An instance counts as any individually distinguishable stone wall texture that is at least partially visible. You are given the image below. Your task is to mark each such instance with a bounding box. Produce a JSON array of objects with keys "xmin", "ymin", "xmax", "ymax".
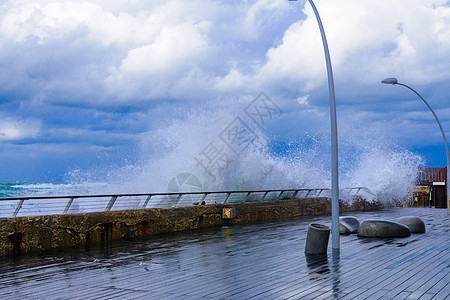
[{"xmin": 0, "ymin": 197, "xmax": 382, "ymax": 256}]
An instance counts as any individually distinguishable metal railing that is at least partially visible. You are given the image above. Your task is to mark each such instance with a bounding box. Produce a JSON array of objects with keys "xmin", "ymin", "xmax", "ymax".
[
  {"xmin": 0, "ymin": 187, "xmax": 368, "ymax": 218},
  {"xmin": 417, "ymin": 167, "xmax": 447, "ymax": 183}
]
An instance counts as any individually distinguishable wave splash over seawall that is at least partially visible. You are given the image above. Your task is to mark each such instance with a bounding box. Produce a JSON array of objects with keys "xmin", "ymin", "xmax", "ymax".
[{"xmin": 61, "ymin": 96, "xmax": 422, "ymax": 205}]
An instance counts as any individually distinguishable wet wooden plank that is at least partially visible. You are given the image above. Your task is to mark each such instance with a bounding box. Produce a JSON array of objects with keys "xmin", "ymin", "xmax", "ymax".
[{"xmin": 396, "ymin": 291, "xmax": 412, "ymax": 299}]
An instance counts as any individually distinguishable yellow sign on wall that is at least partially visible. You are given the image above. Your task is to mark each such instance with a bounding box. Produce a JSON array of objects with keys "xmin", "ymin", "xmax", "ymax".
[{"xmin": 222, "ymin": 208, "xmax": 236, "ymax": 219}]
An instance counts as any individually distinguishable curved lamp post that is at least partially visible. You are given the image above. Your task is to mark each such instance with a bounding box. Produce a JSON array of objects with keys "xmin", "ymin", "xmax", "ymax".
[
  {"xmin": 290, "ymin": 0, "xmax": 340, "ymax": 250},
  {"xmin": 381, "ymin": 78, "xmax": 450, "ymax": 214}
]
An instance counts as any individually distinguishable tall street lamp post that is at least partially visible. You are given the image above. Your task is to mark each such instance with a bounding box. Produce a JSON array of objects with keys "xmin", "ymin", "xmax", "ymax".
[
  {"xmin": 290, "ymin": 0, "xmax": 340, "ymax": 250},
  {"xmin": 381, "ymin": 77, "xmax": 450, "ymax": 214}
]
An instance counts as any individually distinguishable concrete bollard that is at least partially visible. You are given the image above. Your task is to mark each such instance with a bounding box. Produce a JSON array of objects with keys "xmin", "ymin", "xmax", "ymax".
[{"xmin": 305, "ymin": 223, "xmax": 330, "ymax": 255}]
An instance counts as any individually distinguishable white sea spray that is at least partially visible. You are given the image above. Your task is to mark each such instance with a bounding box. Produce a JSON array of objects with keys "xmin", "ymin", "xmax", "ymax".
[{"xmin": 62, "ymin": 98, "xmax": 424, "ymax": 206}]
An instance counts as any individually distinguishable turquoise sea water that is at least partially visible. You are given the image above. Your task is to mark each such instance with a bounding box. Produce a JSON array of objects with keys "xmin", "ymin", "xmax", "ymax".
[
  {"xmin": 0, "ymin": 182, "xmax": 113, "ymax": 217},
  {"xmin": 0, "ymin": 182, "xmax": 106, "ymax": 198},
  {"xmin": 0, "ymin": 182, "xmax": 43, "ymax": 198}
]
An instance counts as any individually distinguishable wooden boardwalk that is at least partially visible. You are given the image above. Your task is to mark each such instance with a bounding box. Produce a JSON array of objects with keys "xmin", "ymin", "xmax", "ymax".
[{"xmin": 0, "ymin": 207, "xmax": 448, "ymax": 299}]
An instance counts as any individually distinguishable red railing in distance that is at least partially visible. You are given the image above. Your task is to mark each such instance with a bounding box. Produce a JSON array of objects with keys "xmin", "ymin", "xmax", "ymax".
[{"xmin": 418, "ymin": 167, "xmax": 447, "ymax": 183}]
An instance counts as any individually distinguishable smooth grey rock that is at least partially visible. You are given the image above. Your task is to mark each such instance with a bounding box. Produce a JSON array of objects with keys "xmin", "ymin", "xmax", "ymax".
[
  {"xmin": 357, "ymin": 220, "xmax": 411, "ymax": 238},
  {"xmin": 305, "ymin": 223, "xmax": 330, "ymax": 255},
  {"xmin": 397, "ymin": 216, "xmax": 426, "ymax": 233},
  {"xmin": 339, "ymin": 216, "xmax": 360, "ymax": 234}
]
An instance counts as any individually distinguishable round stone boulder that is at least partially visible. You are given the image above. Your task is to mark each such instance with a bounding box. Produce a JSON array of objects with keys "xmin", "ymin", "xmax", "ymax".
[
  {"xmin": 397, "ymin": 216, "xmax": 426, "ymax": 233},
  {"xmin": 339, "ymin": 216, "xmax": 360, "ymax": 234},
  {"xmin": 357, "ymin": 220, "xmax": 411, "ymax": 238}
]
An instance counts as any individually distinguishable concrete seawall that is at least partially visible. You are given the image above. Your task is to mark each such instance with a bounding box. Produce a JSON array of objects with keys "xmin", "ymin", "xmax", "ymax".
[{"xmin": 0, "ymin": 197, "xmax": 381, "ymax": 257}]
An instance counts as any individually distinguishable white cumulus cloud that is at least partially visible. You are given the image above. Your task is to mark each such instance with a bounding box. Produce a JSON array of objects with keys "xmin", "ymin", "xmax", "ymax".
[
  {"xmin": 255, "ymin": 0, "xmax": 450, "ymax": 91},
  {"xmin": 0, "ymin": 118, "xmax": 42, "ymax": 141}
]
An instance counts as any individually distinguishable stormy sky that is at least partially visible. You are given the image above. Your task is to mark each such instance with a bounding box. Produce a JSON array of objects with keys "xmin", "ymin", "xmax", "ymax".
[{"xmin": 0, "ymin": 0, "xmax": 449, "ymax": 183}]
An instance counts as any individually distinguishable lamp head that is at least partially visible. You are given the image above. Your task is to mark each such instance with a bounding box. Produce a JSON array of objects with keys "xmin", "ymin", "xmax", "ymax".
[{"xmin": 381, "ymin": 77, "xmax": 398, "ymax": 85}]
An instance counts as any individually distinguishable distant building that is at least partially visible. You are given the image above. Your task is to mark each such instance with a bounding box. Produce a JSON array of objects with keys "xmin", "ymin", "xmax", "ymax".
[{"xmin": 411, "ymin": 167, "xmax": 447, "ymax": 208}]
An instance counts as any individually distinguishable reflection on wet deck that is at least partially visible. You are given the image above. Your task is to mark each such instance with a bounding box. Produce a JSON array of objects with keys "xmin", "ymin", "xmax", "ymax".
[{"xmin": 0, "ymin": 208, "xmax": 448, "ymax": 299}]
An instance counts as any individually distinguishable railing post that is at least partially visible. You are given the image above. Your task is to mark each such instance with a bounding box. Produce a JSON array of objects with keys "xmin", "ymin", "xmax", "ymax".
[
  {"xmin": 142, "ymin": 195, "xmax": 152, "ymax": 208},
  {"xmin": 174, "ymin": 194, "xmax": 183, "ymax": 207},
  {"xmin": 105, "ymin": 196, "xmax": 118, "ymax": 211},
  {"xmin": 277, "ymin": 191, "xmax": 284, "ymax": 200},
  {"xmin": 261, "ymin": 191, "xmax": 269, "ymax": 201},
  {"xmin": 13, "ymin": 199, "xmax": 25, "ymax": 217},
  {"xmin": 316, "ymin": 189, "xmax": 324, "ymax": 198},
  {"xmin": 223, "ymin": 192, "xmax": 232, "ymax": 203},
  {"xmin": 305, "ymin": 190, "xmax": 312, "ymax": 198},
  {"xmin": 63, "ymin": 198, "xmax": 75, "ymax": 214},
  {"xmin": 244, "ymin": 192, "xmax": 252, "ymax": 202},
  {"xmin": 199, "ymin": 193, "xmax": 208, "ymax": 204}
]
